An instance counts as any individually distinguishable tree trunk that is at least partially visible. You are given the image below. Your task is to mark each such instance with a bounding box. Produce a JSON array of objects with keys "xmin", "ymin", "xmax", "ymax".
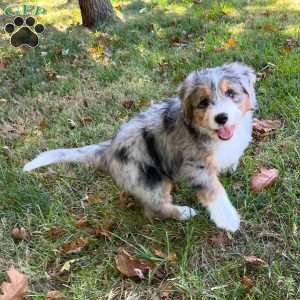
[{"xmin": 78, "ymin": 0, "xmax": 115, "ymax": 28}]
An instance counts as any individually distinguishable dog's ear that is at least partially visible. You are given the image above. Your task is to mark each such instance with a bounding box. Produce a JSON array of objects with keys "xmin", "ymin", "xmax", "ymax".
[
  {"xmin": 178, "ymin": 72, "xmax": 200, "ymax": 124},
  {"xmin": 223, "ymin": 62, "xmax": 257, "ymax": 111}
]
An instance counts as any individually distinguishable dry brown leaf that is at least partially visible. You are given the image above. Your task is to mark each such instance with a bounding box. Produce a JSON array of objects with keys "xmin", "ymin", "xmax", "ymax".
[
  {"xmin": 118, "ymin": 191, "xmax": 135, "ymax": 209},
  {"xmin": 94, "ymin": 227, "xmax": 112, "ymax": 240},
  {"xmin": 243, "ymin": 255, "xmax": 266, "ymax": 266},
  {"xmin": 93, "ymin": 220, "xmax": 117, "ymax": 240},
  {"xmin": 225, "ymin": 37, "xmax": 237, "ymax": 48},
  {"xmin": 214, "ymin": 47, "xmax": 225, "ymax": 53},
  {"xmin": 61, "ymin": 237, "xmax": 88, "ymax": 254},
  {"xmin": 11, "ymin": 227, "xmax": 28, "ymax": 241},
  {"xmin": 262, "ymin": 24, "xmax": 276, "ymax": 32},
  {"xmin": 115, "ymin": 248, "xmax": 153, "ymax": 279},
  {"xmin": 0, "ymin": 58, "xmax": 10, "ymax": 70},
  {"xmin": 75, "ymin": 217, "xmax": 89, "ymax": 229},
  {"xmin": 46, "ymin": 226, "xmax": 67, "ymax": 239},
  {"xmin": 209, "ymin": 232, "xmax": 231, "ymax": 246},
  {"xmin": 250, "ymin": 168, "xmax": 279, "ymax": 193},
  {"xmin": 80, "ymin": 116, "xmax": 93, "ymax": 126},
  {"xmin": 241, "ymin": 275, "xmax": 255, "ymax": 289},
  {"xmin": 114, "ymin": 3, "xmax": 122, "ymax": 10},
  {"xmin": 122, "ymin": 100, "xmax": 135, "ymax": 110},
  {"xmin": 86, "ymin": 193, "xmax": 103, "ymax": 204},
  {"xmin": 257, "ymin": 63, "xmax": 276, "ymax": 81},
  {"xmin": 153, "ymin": 249, "xmax": 177, "ymax": 262},
  {"xmin": 252, "ymin": 118, "xmax": 281, "ymax": 139},
  {"xmin": 47, "ymin": 290, "xmax": 64, "ymax": 300},
  {"xmin": 0, "ymin": 266, "xmax": 28, "ymax": 300}
]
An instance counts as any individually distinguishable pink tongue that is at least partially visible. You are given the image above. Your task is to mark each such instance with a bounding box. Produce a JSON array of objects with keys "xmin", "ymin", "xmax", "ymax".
[{"xmin": 216, "ymin": 125, "xmax": 235, "ymax": 140}]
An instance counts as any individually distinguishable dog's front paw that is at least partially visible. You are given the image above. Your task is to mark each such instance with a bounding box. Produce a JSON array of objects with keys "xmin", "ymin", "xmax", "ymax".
[
  {"xmin": 177, "ymin": 206, "xmax": 198, "ymax": 221},
  {"xmin": 207, "ymin": 196, "xmax": 240, "ymax": 232}
]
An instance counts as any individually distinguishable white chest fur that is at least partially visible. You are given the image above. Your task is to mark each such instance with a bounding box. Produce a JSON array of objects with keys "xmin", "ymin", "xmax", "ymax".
[{"xmin": 213, "ymin": 113, "xmax": 253, "ymax": 172}]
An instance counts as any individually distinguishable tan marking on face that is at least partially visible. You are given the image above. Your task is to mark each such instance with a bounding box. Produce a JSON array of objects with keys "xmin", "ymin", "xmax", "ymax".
[
  {"xmin": 239, "ymin": 94, "xmax": 252, "ymax": 115},
  {"xmin": 193, "ymin": 106, "xmax": 213, "ymax": 129},
  {"xmin": 219, "ymin": 79, "xmax": 231, "ymax": 94},
  {"xmin": 183, "ymin": 85, "xmax": 212, "ymax": 125}
]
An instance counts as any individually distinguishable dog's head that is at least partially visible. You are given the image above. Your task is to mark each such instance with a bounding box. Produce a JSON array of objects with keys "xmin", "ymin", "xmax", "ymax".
[{"xmin": 179, "ymin": 62, "xmax": 257, "ymax": 140}]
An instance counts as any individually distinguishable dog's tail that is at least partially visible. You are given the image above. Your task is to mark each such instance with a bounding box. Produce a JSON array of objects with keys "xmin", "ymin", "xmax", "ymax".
[{"xmin": 23, "ymin": 140, "xmax": 111, "ymax": 172}]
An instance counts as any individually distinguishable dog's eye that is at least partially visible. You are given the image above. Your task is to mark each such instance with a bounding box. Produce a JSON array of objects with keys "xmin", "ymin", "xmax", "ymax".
[
  {"xmin": 197, "ymin": 98, "xmax": 210, "ymax": 109},
  {"xmin": 225, "ymin": 89, "xmax": 236, "ymax": 98}
]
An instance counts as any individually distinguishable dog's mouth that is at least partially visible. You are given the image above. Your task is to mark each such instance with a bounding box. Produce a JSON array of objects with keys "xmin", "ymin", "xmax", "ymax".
[{"xmin": 215, "ymin": 125, "xmax": 235, "ymax": 141}]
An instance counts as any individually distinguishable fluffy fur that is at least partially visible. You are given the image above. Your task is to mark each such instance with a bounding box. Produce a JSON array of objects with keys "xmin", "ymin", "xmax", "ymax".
[{"xmin": 24, "ymin": 62, "xmax": 257, "ymax": 232}]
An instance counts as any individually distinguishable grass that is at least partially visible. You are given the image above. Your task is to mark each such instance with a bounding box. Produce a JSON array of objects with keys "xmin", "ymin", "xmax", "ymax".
[{"xmin": 0, "ymin": 0, "xmax": 300, "ymax": 299}]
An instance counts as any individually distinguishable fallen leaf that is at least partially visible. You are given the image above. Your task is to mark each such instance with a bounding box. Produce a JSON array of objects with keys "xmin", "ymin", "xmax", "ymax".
[
  {"xmin": 75, "ymin": 217, "xmax": 89, "ymax": 229},
  {"xmin": 118, "ymin": 191, "xmax": 135, "ymax": 209},
  {"xmin": 46, "ymin": 70, "xmax": 57, "ymax": 80},
  {"xmin": 252, "ymin": 118, "xmax": 281, "ymax": 139},
  {"xmin": 115, "ymin": 248, "xmax": 153, "ymax": 279},
  {"xmin": 170, "ymin": 36, "xmax": 187, "ymax": 48},
  {"xmin": 80, "ymin": 116, "xmax": 93, "ymax": 126},
  {"xmin": 250, "ymin": 168, "xmax": 279, "ymax": 192},
  {"xmin": 37, "ymin": 119, "xmax": 48, "ymax": 131},
  {"xmin": 280, "ymin": 37, "xmax": 300, "ymax": 54},
  {"xmin": 114, "ymin": 3, "xmax": 122, "ymax": 10},
  {"xmin": 61, "ymin": 237, "xmax": 88, "ymax": 254},
  {"xmin": 59, "ymin": 259, "xmax": 76, "ymax": 274},
  {"xmin": 46, "ymin": 226, "xmax": 67, "ymax": 239},
  {"xmin": 153, "ymin": 249, "xmax": 177, "ymax": 262},
  {"xmin": 241, "ymin": 275, "xmax": 255, "ymax": 289},
  {"xmin": 209, "ymin": 232, "xmax": 231, "ymax": 246},
  {"xmin": 256, "ymin": 63, "xmax": 276, "ymax": 81},
  {"xmin": 85, "ymin": 193, "xmax": 103, "ymax": 204},
  {"xmin": 47, "ymin": 290, "xmax": 64, "ymax": 300},
  {"xmin": 225, "ymin": 37, "xmax": 237, "ymax": 48},
  {"xmin": 214, "ymin": 46, "xmax": 225, "ymax": 53},
  {"xmin": 159, "ymin": 282, "xmax": 175, "ymax": 299},
  {"xmin": 262, "ymin": 24, "xmax": 276, "ymax": 32},
  {"xmin": 0, "ymin": 58, "xmax": 10, "ymax": 70},
  {"xmin": 0, "ymin": 266, "xmax": 28, "ymax": 300},
  {"xmin": 93, "ymin": 220, "xmax": 118, "ymax": 240},
  {"xmin": 122, "ymin": 100, "xmax": 135, "ymax": 110},
  {"xmin": 11, "ymin": 227, "xmax": 28, "ymax": 241},
  {"xmin": 94, "ymin": 227, "xmax": 112, "ymax": 240},
  {"xmin": 243, "ymin": 255, "xmax": 266, "ymax": 266},
  {"xmin": 285, "ymin": 37, "xmax": 300, "ymax": 48}
]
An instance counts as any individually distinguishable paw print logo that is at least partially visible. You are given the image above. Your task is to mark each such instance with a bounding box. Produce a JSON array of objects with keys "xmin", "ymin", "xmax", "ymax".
[{"xmin": 4, "ymin": 16, "xmax": 45, "ymax": 48}]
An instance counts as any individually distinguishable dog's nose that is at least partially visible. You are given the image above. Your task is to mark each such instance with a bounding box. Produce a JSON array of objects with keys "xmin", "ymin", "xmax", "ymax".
[{"xmin": 215, "ymin": 113, "xmax": 228, "ymax": 125}]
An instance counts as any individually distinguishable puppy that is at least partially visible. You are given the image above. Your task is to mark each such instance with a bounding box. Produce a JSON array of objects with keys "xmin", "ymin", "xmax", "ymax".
[{"xmin": 24, "ymin": 62, "xmax": 257, "ymax": 232}]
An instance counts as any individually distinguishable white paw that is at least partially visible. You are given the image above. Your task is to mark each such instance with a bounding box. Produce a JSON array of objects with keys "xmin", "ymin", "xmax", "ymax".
[
  {"xmin": 207, "ymin": 196, "xmax": 240, "ymax": 232},
  {"xmin": 178, "ymin": 206, "xmax": 197, "ymax": 221}
]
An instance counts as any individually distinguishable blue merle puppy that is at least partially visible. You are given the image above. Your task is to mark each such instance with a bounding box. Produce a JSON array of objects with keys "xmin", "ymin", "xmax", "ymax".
[{"xmin": 24, "ymin": 62, "xmax": 257, "ymax": 232}]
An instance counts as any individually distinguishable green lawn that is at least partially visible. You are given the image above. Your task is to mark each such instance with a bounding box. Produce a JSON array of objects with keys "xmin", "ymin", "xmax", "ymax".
[{"xmin": 0, "ymin": 0, "xmax": 300, "ymax": 299}]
